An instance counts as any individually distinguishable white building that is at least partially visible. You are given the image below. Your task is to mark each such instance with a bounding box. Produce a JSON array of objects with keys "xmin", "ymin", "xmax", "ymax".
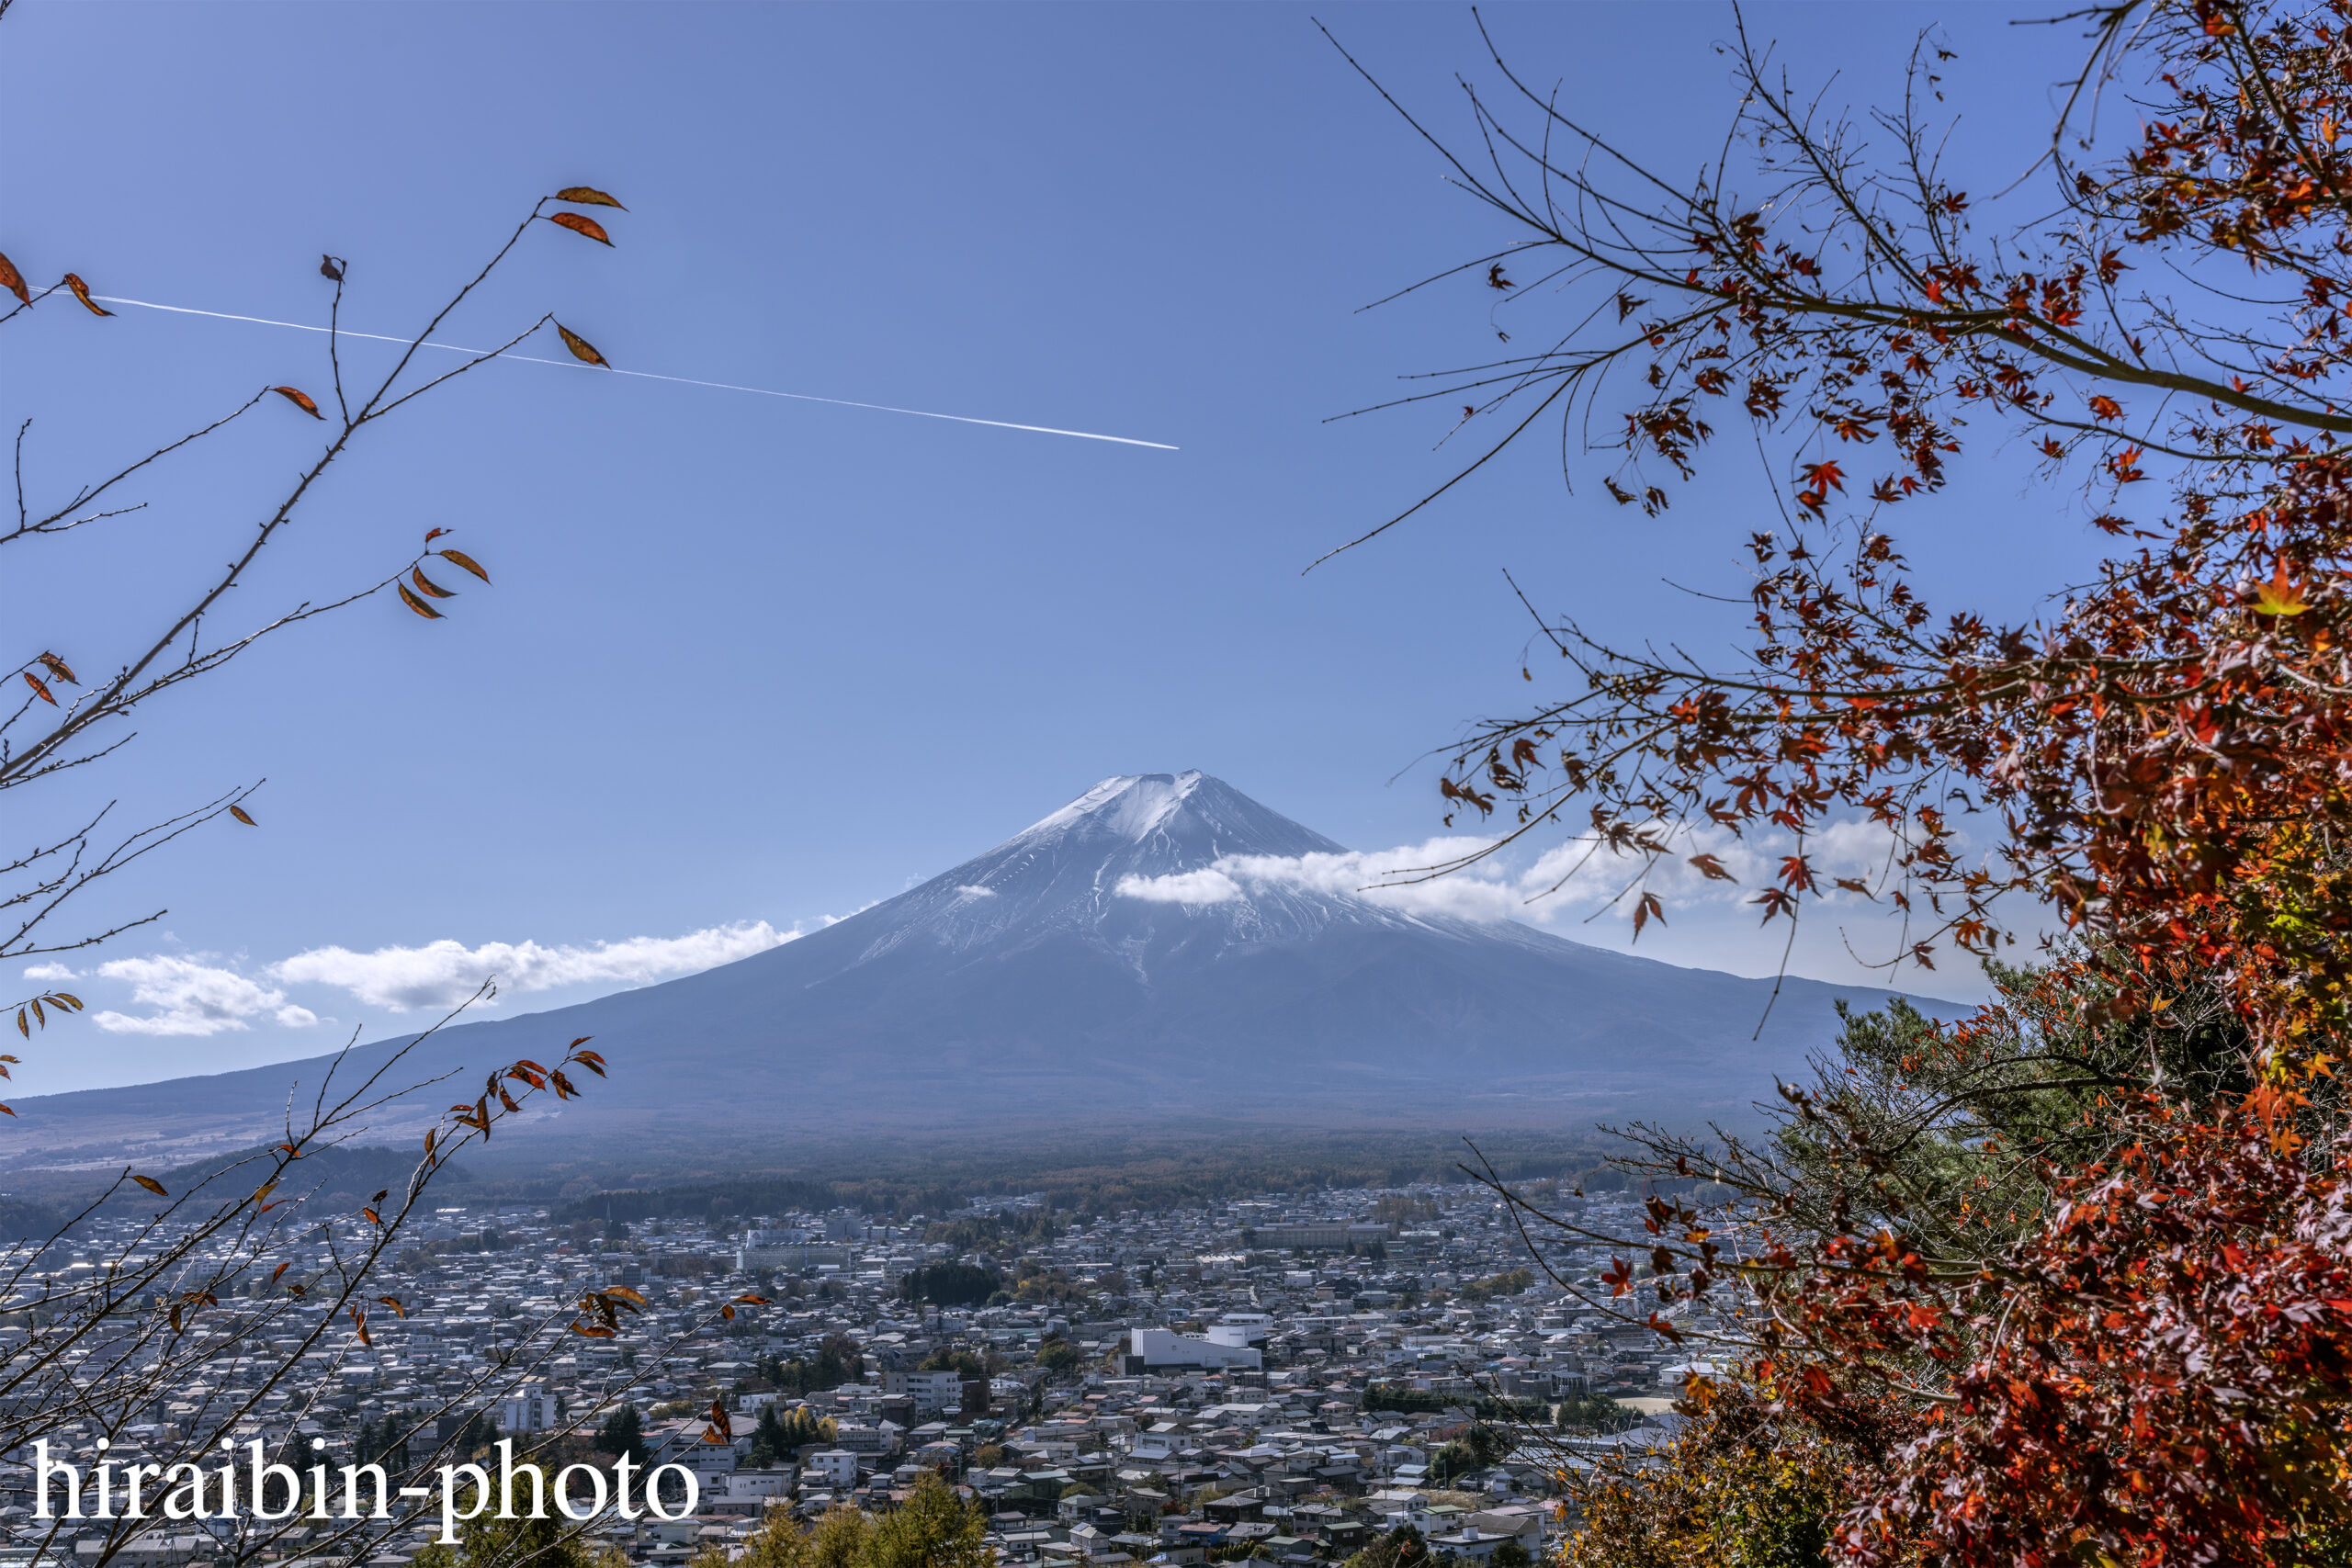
[
  {"xmin": 806, "ymin": 1450, "xmax": 859, "ymax": 1491},
  {"xmin": 1206, "ymin": 1314, "xmax": 1271, "ymax": 1350},
  {"xmin": 882, "ymin": 1369, "xmax": 967, "ymax": 1415},
  {"xmin": 496, "ymin": 1385, "xmax": 559, "ymax": 1434},
  {"xmin": 1123, "ymin": 1327, "xmax": 1261, "ymax": 1372}
]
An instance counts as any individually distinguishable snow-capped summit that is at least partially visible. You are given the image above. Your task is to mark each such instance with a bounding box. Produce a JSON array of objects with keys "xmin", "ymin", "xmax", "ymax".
[
  {"xmin": 854, "ymin": 772, "xmax": 1391, "ymax": 967},
  {"xmin": 1010, "ymin": 771, "xmax": 1338, "ymax": 859},
  {"xmin": 11, "ymin": 773, "xmax": 1949, "ymax": 1156}
]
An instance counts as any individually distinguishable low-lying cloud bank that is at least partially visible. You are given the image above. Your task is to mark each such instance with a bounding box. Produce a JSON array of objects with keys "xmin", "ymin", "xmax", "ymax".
[
  {"xmin": 89, "ymin": 955, "xmax": 319, "ymax": 1037},
  {"xmin": 51, "ymin": 920, "xmax": 800, "ymax": 1037},
  {"xmin": 1114, "ymin": 819, "xmax": 1903, "ymax": 925},
  {"xmin": 273, "ymin": 921, "xmax": 795, "ymax": 1011}
]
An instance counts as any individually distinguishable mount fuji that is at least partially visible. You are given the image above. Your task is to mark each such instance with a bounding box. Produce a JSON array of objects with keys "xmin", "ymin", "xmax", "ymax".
[{"xmin": 7, "ymin": 772, "xmax": 1942, "ymax": 1162}]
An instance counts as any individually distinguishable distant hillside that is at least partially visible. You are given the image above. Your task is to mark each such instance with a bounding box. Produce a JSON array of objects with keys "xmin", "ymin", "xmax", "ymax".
[
  {"xmin": 1, "ymin": 1143, "xmax": 474, "ymax": 1218},
  {"xmin": 0, "ymin": 1193, "xmax": 72, "ymax": 1246}
]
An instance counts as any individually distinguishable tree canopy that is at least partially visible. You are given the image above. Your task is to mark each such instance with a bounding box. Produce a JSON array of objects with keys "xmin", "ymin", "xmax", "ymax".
[{"xmin": 1351, "ymin": 0, "xmax": 2352, "ymax": 1560}]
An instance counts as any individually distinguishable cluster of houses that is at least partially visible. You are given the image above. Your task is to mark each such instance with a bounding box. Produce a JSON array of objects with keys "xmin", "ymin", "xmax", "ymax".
[{"xmin": 1, "ymin": 1181, "xmax": 1740, "ymax": 1567}]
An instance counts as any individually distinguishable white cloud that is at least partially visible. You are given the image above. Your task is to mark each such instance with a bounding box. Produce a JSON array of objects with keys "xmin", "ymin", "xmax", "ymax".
[
  {"xmin": 271, "ymin": 920, "xmax": 797, "ymax": 1011},
  {"xmin": 20, "ymin": 962, "xmax": 75, "ymax": 982},
  {"xmin": 1114, "ymin": 868, "xmax": 1243, "ymax": 905},
  {"xmin": 954, "ymin": 885, "xmax": 998, "ymax": 898},
  {"xmin": 90, "ymin": 956, "xmax": 301, "ymax": 1037},
  {"xmin": 1119, "ymin": 837, "xmax": 1520, "ymax": 920},
  {"xmin": 1115, "ymin": 821, "xmax": 1905, "ymax": 927}
]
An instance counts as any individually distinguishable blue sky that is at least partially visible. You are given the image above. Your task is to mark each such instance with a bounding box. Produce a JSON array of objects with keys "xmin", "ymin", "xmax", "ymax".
[{"xmin": 3, "ymin": 1, "xmax": 2114, "ymax": 1092}]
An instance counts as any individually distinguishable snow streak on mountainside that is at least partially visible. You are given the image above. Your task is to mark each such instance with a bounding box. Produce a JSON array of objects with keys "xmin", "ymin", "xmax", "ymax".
[
  {"xmin": 840, "ymin": 771, "xmax": 1464, "ymax": 967},
  {"xmin": 6, "ymin": 773, "xmax": 1952, "ymax": 1161}
]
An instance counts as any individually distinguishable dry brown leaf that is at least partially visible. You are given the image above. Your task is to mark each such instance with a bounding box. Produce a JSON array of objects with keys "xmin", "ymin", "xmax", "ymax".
[
  {"xmin": 555, "ymin": 321, "xmax": 609, "ymax": 367},
  {"xmin": 546, "ymin": 212, "xmax": 614, "ymax": 246},
  {"xmin": 62, "ymin": 274, "xmax": 111, "ymax": 316}
]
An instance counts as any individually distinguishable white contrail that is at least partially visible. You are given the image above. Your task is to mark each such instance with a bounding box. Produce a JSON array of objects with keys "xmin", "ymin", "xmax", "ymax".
[{"xmin": 88, "ymin": 295, "xmax": 1181, "ymax": 451}]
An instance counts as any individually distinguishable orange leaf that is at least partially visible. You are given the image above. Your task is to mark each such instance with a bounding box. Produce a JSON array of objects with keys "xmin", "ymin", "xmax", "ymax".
[
  {"xmin": 0, "ymin": 249, "xmax": 27, "ymax": 306},
  {"xmin": 2252, "ymin": 559, "xmax": 2311, "ymax": 617},
  {"xmin": 437, "ymin": 548, "xmax": 491, "ymax": 584},
  {"xmin": 38, "ymin": 652, "xmax": 77, "ymax": 684},
  {"xmin": 1688, "ymin": 852, "xmax": 1735, "ymax": 882},
  {"xmin": 230, "ymin": 805, "xmax": 256, "ymax": 826},
  {"xmin": 62, "ymin": 274, "xmax": 112, "ymax": 317},
  {"xmin": 131, "ymin": 1174, "xmax": 167, "ymax": 1197},
  {"xmin": 554, "ymin": 186, "xmax": 627, "ymax": 209},
  {"xmin": 571, "ymin": 1322, "xmax": 616, "ymax": 1338},
  {"xmin": 397, "ymin": 582, "xmax": 444, "ymax": 619},
  {"xmin": 271, "ymin": 1262, "xmax": 290, "ymax": 1283},
  {"xmin": 546, "ymin": 212, "xmax": 614, "ymax": 246},
  {"xmin": 21, "ymin": 671, "xmax": 54, "ymax": 705},
  {"xmin": 273, "ymin": 387, "xmax": 324, "ymax": 420},
  {"xmin": 555, "ymin": 321, "xmax": 609, "ymax": 367},
  {"xmin": 378, "ymin": 1295, "xmax": 407, "ymax": 1317},
  {"xmin": 362, "ymin": 1207, "xmax": 381, "ymax": 1226},
  {"xmin": 411, "ymin": 567, "xmax": 457, "ymax": 599}
]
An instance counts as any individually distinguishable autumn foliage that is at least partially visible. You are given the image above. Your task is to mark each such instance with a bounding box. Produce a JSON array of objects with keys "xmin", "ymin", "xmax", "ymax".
[{"xmin": 1352, "ymin": 0, "xmax": 2352, "ymax": 1560}]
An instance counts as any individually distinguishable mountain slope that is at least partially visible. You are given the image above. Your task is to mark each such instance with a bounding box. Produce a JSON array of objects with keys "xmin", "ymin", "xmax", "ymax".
[{"xmin": 6, "ymin": 772, "xmax": 1948, "ymax": 1164}]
